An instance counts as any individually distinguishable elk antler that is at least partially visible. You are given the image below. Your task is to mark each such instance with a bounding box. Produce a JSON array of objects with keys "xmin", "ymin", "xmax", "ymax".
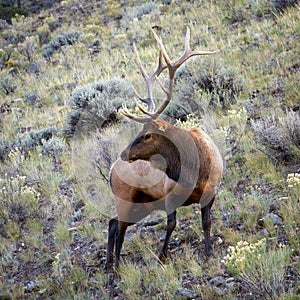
[{"xmin": 121, "ymin": 27, "xmax": 219, "ymax": 123}]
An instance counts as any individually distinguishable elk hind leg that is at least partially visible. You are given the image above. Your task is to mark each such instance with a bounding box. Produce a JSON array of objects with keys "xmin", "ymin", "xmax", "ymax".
[{"xmin": 159, "ymin": 210, "xmax": 177, "ymax": 263}]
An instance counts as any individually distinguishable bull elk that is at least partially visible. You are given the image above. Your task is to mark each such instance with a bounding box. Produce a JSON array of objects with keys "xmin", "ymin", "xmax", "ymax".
[{"xmin": 105, "ymin": 28, "xmax": 223, "ymax": 270}]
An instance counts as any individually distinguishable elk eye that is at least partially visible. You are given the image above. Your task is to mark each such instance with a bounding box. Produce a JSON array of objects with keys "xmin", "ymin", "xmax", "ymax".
[{"xmin": 144, "ymin": 133, "xmax": 151, "ymax": 141}]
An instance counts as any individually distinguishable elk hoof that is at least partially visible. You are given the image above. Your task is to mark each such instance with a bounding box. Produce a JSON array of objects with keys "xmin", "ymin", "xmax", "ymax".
[
  {"xmin": 104, "ymin": 263, "xmax": 113, "ymax": 273},
  {"xmin": 158, "ymin": 253, "xmax": 167, "ymax": 264}
]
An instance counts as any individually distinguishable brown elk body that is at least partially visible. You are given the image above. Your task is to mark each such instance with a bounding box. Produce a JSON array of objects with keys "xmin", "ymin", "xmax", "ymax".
[{"xmin": 105, "ymin": 28, "xmax": 223, "ymax": 270}]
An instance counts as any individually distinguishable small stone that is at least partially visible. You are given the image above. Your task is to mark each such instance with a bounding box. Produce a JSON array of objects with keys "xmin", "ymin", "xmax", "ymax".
[
  {"xmin": 238, "ymin": 224, "xmax": 245, "ymax": 231},
  {"xmin": 92, "ymin": 39, "xmax": 100, "ymax": 47},
  {"xmin": 253, "ymin": 33, "xmax": 263, "ymax": 40},
  {"xmin": 175, "ymin": 288, "xmax": 197, "ymax": 299},
  {"xmin": 213, "ymin": 236, "xmax": 223, "ymax": 245},
  {"xmin": 225, "ymin": 281, "xmax": 235, "ymax": 291},
  {"xmin": 229, "ymin": 22, "xmax": 239, "ymax": 30},
  {"xmin": 265, "ymin": 213, "xmax": 283, "ymax": 225},
  {"xmin": 209, "ymin": 276, "xmax": 224, "ymax": 287},
  {"xmin": 139, "ymin": 216, "xmax": 164, "ymax": 227},
  {"xmin": 27, "ymin": 62, "xmax": 40, "ymax": 74},
  {"xmin": 24, "ymin": 281, "xmax": 40, "ymax": 292},
  {"xmin": 259, "ymin": 213, "xmax": 283, "ymax": 228},
  {"xmin": 259, "ymin": 228, "xmax": 269, "ymax": 237},
  {"xmin": 24, "ymin": 92, "xmax": 40, "ymax": 107},
  {"xmin": 226, "ymin": 277, "xmax": 235, "ymax": 283}
]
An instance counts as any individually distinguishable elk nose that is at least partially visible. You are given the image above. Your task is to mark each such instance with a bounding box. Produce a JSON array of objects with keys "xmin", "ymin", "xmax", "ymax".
[{"xmin": 120, "ymin": 150, "xmax": 128, "ymax": 161}]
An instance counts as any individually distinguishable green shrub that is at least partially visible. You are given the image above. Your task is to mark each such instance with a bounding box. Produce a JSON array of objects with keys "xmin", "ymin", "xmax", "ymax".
[
  {"xmin": 223, "ymin": 1, "xmax": 246, "ymax": 25},
  {"xmin": 222, "ymin": 239, "xmax": 292, "ymax": 298},
  {"xmin": 41, "ymin": 30, "xmax": 82, "ymax": 59},
  {"xmin": 221, "ymin": 0, "xmax": 272, "ymax": 25},
  {"xmin": 192, "ymin": 59, "xmax": 243, "ymax": 108},
  {"xmin": 0, "ymin": 137, "xmax": 11, "ymax": 161},
  {"xmin": 0, "ymin": 6, "xmax": 28, "ymax": 24},
  {"xmin": 13, "ymin": 126, "xmax": 58, "ymax": 154},
  {"xmin": 16, "ymin": 36, "xmax": 38, "ymax": 62},
  {"xmin": 270, "ymin": 0, "xmax": 299, "ymax": 12},
  {"xmin": 165, "ymin": 59, "xmax": 243, "ymax": 121},
  {"xmin": 0, "ymin": 47, "xmax": 11, "ymax": 69},
  {"xmin": 0, "ymin": 174, "xmax": 40, "ymax": 224},
  {"xmin": 136, "ymin": 1, "xmax": 158, "ymax": 20},
  {"xmin": 29, "ymin": 126, "xmax": 57, "ymax": 144},
  {"xmin": 0, "ymin": 73, "xmax": 17, "ymax": 95},
  {"xmin": 64, "ymin": 78, "xmax": 135, "ymax": 137},
  {"xmin": 41, "ymin": 136, "xmax": 66, "ymax": 159},
  {"xmin": 251, "ymin": 110, "xmax": 300, "ymax": 161}
]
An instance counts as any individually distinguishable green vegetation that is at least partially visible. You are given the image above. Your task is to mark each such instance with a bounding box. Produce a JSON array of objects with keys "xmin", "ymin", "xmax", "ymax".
[
  {"xmin": 222, "ymin": 239, "xmax": 292, "ymax": 298},
  {"xmin": 41, "ymin": 30, "xmax": 82, "ymax": 59},
  {"xmin": 0, "ymin": 5, "xmax": 28, "ymax": 24},
  {"xmin": 64, "ymin": 78, "xmax": 135, "ymax": 137},
  {"xmin": 0, "ymin": 0, "xmax": 299, "ymax": 298}
]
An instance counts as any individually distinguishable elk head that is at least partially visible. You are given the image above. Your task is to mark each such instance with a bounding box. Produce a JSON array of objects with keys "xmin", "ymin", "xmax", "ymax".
[{"xmin": 120, "ymin": 27, "xmax": 218, "ymax": 169}]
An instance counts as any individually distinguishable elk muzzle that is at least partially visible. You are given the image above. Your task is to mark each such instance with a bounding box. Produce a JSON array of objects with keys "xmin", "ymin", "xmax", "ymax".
[{"xmin": 120, "ymin": 142, "xmax": 141, "ymax": 162}]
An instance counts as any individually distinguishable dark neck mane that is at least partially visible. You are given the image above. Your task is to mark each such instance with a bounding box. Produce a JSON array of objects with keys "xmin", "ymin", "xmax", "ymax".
[{"xmin": 159, "ymin": 126, "xmax": 209, "ymax": 189}]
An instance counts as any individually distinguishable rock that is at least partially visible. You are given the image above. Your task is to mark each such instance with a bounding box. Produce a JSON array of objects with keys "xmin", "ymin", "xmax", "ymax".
[
  {"xmin": 209, "ymin": 276, "xmax": 236, "ymax": 293},
  {"xmin": 258, "ymin": 213, "xmax": 283, "ymax": 227},
  {"xmin": 27, "ymin": 62, "xmax": 41, "ymax": 74},
  {"xmin": 209, "ymin": 276, "xmax": 224, "ymax": 287},
  {"xmin": 169, "ymin": 237, "xmax": 182, "ymax": 247},
  {"xmin": 225, "ymin": 281, "xmax": 235, "ymax": 291},
  {"xmin": 229, "ymin": 22, "xmax": 240, "ymax": 30},
  {"xmin": 212, "ymin": 236, "xmax": 224, "ymax": 245},
  {"xmin": 238, "ymin": 224, "xmax": 245, "ymax": 231},
  {"xmin": 24, "ymin": 280, "xmax": 40, "ymax": 292},
  {"xmin": 92, "ymin": 39, "xmax": 101, "ymax": 47},
  {"xmin": 259, "ymin": 228, "xmax": 269, "ymax": 237},
  {"xmin": 278, "ymin": 51, "xmax": 290, "ymax": 58},
  {"xmin": 175, "ymin": 288, "xmax": 197, "ymax": 299},
  {"xmin": 265, "ymin": 213, "xmax": 283, "ymax": 225},
  {"xmin": 24, "ymin": 92, "xmax": 40, "ymax": 107},
  {"xmin": 48, "ymin": 19, "xmax": 62, "ymax": 32},
  {"xmin": 253, "ymin": 33, "xmax": 263, "ymax": 40},
  {"xmin": 139, "ymin": 216, "xmax": 164, "ymax": 227}
]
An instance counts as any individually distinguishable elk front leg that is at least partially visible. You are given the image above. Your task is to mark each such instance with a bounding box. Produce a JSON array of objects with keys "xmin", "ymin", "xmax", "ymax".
[
  {"xmin": 159, "ymin": 210, "xmax": 177, "ymax": 263},
  {"xmin": 105, "ymin": 217, "xmax": 118, "ymax": 271},
  {"xmin": 115, "ymin": 221, "xmax": 131, "ymax": 269},
  {"xmin": 201, "ymin": 196, "xmax": 215, "ymax": 257}
]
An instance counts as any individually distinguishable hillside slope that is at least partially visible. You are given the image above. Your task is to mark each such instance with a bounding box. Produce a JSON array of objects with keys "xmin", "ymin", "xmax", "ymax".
[{"xmin": 0, "ymin": 0, "xmax": 299, "ymax": 298}]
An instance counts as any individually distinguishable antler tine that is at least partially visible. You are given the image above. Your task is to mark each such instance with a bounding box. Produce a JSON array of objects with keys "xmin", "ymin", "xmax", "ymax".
[
  {"xmin": 151, "ymin": 49, "xmax": 168, "ymax": 80},
  {"xmin": 150, "ymin": 27, "xmax": 219, "ymax": 119},
  {"xmin": 184, "ymin": 26, "xmax": 191, "ymax": 52},
  {"xmin": 172, "ymin": 28, "xmax": 219, "ymax": 74},
  {"xmin": 132, "ymin": 41, "xmax": 169, "ymax": 114},
  {"xmin": 121, "ymin": 27, "xmax": 219, "ymax": 121},
  {"xmin": 120, "ymin": 104, "xmax": 152, "ymax": 124},
  {"xmin": 133, "ymin": 44, "xmax": 147, "ymax": 79},
  {"xmin": 151, "ymin": 28, "xmax": 172, "ymax": 66},
  {"xmin": 133, "ymin": 44, "xmax": 156, "ymax": 112}
]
